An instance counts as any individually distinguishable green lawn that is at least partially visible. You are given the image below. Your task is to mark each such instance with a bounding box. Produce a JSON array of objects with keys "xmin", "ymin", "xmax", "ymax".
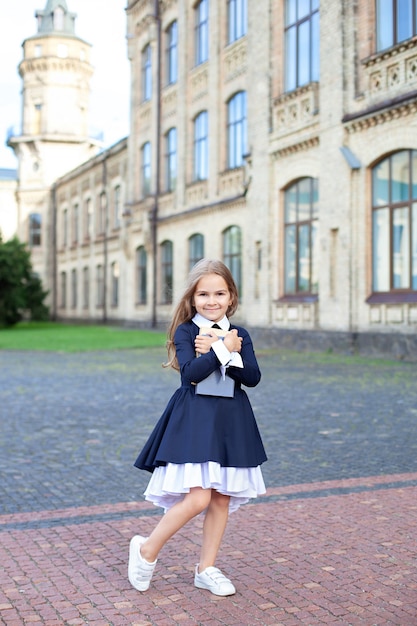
[{"xmin": 0, "ymin": 321, "xmax": 167, "ymax": 352}]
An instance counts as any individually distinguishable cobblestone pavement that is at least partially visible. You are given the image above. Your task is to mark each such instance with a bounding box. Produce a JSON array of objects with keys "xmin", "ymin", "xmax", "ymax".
[{"xmin": 0, "ymin": 348, "xmax": 417, "ymax": 625}]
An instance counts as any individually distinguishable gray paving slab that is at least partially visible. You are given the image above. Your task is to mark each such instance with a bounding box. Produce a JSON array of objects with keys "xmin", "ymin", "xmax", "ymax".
[{"xmin": 1, "ymin": 348, "xmax": 416, "ymax": 515}]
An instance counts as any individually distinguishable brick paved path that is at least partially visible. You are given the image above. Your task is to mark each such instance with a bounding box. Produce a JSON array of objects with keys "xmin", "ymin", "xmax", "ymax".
[{"xmin": 1, "ymin": 348, "xmax": 416, "ymax": 625}]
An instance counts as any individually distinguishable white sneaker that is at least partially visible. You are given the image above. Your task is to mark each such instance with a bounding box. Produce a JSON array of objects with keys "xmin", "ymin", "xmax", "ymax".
[
  {"xmin": 194, "ymin": 565, "xmax": 236, "ymax": 596},
  {"xmin": 128, "ymin": 535, "xmax": 157, "ymax": 591}
]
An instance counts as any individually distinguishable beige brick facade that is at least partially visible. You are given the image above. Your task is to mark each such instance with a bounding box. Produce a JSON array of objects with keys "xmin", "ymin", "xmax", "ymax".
[{"xmin": 10, "ymin": 0, "xmax": 417, "ymax": 354}]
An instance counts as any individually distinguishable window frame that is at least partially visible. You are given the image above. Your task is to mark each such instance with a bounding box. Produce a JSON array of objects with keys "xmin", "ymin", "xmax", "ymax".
[
  {"xmin": 189, "ymin": 233, "xmax": 205, "ymax": 270},
  {"xmin": 194, "ymin": 111, "xmax": 208, "ymax": 181},
  {"xmin": 166, "ymin": 20, "xmax": 178, "ymax": 85},
  {"xmin": 284, "ymin": 0, "xmax": 319, "ymax": 92},
  {"xmin": 136, "ymin": 246, "xmax": 147, "ymax": 305},
  {"xmin": 142, "ymin": 141, "xmax": 152, "ymax": 197},
  {"xmin": 227, "ymin": 0, "xmax": 247, "ymax": 44},
  {"xmin": 223, "ymin": 225, "xmax": 242, "ymax": 297},
  {"xmin": 160, "ymin": 240, "xmax": 173, "ymax": 304},
  {"xmin": 195, "ymin": 0, "xmax": 209, "ymax": 66},
  {"xmin": 376, "ymin": 0, "xmax": 417, "ymax": 52},
  {"xmin": 165, "ymin": 128, "xmax": 177, "ymax": 192},
  {"xmin": 283, "ymin": 177, "xmax": 319, "ymax": 298},
  {"xmin": 29, "ymin": 212, "xmax": 42, "ymax": 247},
  {"xmin": 227, "ymin": 91, "xmax": 247, "ymax": 169},
  {"xmin": 370, "ymin": 150, "xmax": 417, "ymax": 298},
  {"xmin": 142, "ymin": 43, "xmax": 152, "ymax": 102}
]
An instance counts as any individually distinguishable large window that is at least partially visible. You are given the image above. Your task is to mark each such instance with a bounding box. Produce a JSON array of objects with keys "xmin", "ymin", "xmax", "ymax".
[
  {"xmin": 83, "ymin": 266, "xmax": 89, "ymax": 309},
  {"xmin": 84, "ymin": 198, "xmax": 92, "ymax": 240},
  {"xmin": 72, "ymin": 204, "xmax": 79, "ymax": 244},
  {"xmin": 160, "ymin": 240, "xmax": 173, "ymax": 304},
  {"xmin": 166, "ymin": 21, "xmax": 178, "ymax": 85},
  {"xmin": 227, "ymin": 91, "xmax": 247, "ymax": 169},
  {"xmin": 372, "ymin": 150, "xmax": 417, "ymax": 293},
  {"xmin": 60, "ymin": 271, "xmax": 67, "ymax": 309},
  {"xmin": 136, "ymin": 246, "xmax": 147, "ymax": 304},
  {"xmin": 223, "ymin": 225, "xmax": 242, "ymax": 296},
  {"xmin": 195, "ymin": 0, "xmax": 209, "ymax": 65},
  {"xmin": 284, "ymin": 177, "xmax": 319, "ymax": 295},
  {"xmin": 111, "ymin": 261, "xmax": 119, "ymax": 307},
  {"xmin": 98, "ymin": 192, "xmax": 107, "ymax": 235},
  {"xmin": 142, "ymin": 44, "xmax": 152, "ymax": 101},
  {"xmin": 29, "ymin": 213, "xmax": 41, "ymax": 247},
  {"xmin": 228, "ymin": 0, "xmax": 247, "ymax": 43},
  {"xmin": 142, "ymin": 142, "xmax": 152, "ymax": 196},
  {"xmin": 189, "ymin": 233, "xmax": 205, "ymax": 270},
  {"xmin": 285, "ymin": 0, "xmax": 319, "ymax": 92},
  {"xmin": 376, "ymin": 0, "xmax": 417, "ymax": 51},
  {"xmin": 71, "ymin": 269, "xmax": 77, "ymax": 309},
  {"xmin": 113, "ymin": 185, "xmax": 121, "ymax": 229},
  {"xmin": 194, "ymin": 111, "xmax": 208, "ymax": 181},
  {"xmin": 63, "ymin": 209, "xmax": 68, "ymax": 247},
  {"xmin": 165, "ymin": 128, "xmax": 177, "ymax": 192},
  {"xmin": 96, "ymin": 264, "xmax": 104, "ymax": 308}
]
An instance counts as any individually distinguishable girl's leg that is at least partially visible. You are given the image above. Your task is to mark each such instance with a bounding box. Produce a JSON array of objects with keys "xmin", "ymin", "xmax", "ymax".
[
  {"xmin": 140, "ymin": 487, "xmax": 212, "ymax": 563},
  {"xmin": 198, "ymin": 490, "xmax": 230, "ymax": 572}
]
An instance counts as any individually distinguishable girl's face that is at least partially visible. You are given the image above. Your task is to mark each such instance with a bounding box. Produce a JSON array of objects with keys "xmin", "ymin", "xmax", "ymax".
[{"xmin": 193, "ymin": 273, "xmax": 232, "ymax": 323}]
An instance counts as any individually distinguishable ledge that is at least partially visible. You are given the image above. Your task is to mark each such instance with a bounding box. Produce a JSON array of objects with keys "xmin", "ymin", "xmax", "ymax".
[
  {"xmin": 366, "ymin": 292, "xmax": 417, "ymax": 304},
  {"xmin": 275, "ymin": 294, "xmax": 318, "ymax": 304}
]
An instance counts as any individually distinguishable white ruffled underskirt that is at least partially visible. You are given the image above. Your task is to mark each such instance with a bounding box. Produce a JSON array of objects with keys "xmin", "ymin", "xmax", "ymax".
[{"xmin": 143, "ymin": 461, "xmax": 266, "ymax": 514}]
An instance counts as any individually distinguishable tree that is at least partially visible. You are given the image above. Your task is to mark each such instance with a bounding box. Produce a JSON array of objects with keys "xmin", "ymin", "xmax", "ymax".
[{"xmin": 0, "ymin": 235, "xmax": 49, "ymax": 327}]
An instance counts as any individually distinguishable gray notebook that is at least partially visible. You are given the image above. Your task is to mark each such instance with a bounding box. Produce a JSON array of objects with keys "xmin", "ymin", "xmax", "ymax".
[{"xmin": 195, "ymin": 369, "xmax": 235, "ymax": 397}]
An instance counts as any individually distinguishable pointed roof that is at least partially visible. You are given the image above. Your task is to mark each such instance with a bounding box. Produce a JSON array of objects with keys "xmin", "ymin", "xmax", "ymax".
[{"xmin": 35, "ymin": 0, "xmax": 77, "ymax": 35}]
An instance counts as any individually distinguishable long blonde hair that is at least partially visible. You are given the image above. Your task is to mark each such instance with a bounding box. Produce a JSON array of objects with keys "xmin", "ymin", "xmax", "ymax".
[{"xmin": 164, "ymin": 259, "xmax": 239, "ymax": 370}]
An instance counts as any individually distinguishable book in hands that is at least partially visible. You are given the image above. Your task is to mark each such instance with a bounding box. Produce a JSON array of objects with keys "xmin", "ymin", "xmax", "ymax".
[{"xmin": 195, "ymin": 327, "xmax": 235, "ymax": 397}]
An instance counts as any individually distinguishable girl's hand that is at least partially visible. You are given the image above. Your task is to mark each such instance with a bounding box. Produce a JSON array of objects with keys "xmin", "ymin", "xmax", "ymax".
[
  {"xmin": 195, "ymin": 331, "xmax": 220, "ymax": 355},
  {"xmin": 223, "ymin": 329, "xmax": 242, "ymax": 353}
]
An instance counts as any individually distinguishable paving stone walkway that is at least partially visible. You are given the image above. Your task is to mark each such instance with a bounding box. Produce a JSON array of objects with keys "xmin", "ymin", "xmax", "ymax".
[{"xmin": 0, "ymin": 347, "xmax": 416, "ymax": 625}]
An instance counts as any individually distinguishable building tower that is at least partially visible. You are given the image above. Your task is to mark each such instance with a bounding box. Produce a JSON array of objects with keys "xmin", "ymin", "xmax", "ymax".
[{"xmin": 8, "ymin": 0, "xmax": 101, "ymax": 287}]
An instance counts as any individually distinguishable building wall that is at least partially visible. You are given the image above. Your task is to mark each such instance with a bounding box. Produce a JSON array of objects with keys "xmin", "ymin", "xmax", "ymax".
[{"xmin": 15, "ymin": 0, "xmax": 417, "ymax": 351}]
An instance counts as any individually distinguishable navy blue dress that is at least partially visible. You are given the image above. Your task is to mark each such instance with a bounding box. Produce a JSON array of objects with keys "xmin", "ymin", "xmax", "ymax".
[{"xmin": 134, "ymin": 320, "xmax": 267, "ymax": 473}]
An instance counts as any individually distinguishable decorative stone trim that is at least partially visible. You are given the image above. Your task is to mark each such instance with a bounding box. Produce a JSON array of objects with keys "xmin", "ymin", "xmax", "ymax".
[
  {"xmin": 363, "ymin": 36, "xmax": 417, "ymax": 69},
  {"xmin": 272, "ymin": 136, "xmax": 319, "ymax": 159},
  {"xmin": 218, "ymin": 167, "xmax": 244, "ymax": 197},
  {"xmin": 344, "ymin": 99, "xmax": 417, "ymax": 134},
  {"xmin": 185, "ymin": 180, "xmax": 208, "ymax": 206},
  {"xmin": 273, "ymin": 300, "xmax": 317, "ymax": 326},
  {"xmin": 273, "ymin": 82, "xmax": 319, "ymax": 136},
  {"xmin": 162, "ymin": 86, "xmax": 177, "ymax": 119},
  {"xmin": 190, "ymin": 65, "xmax": 209, "ymax": 101},
  {"xmin": 223, "ymin": 38, "xmax": 247, "ymax": 82}
]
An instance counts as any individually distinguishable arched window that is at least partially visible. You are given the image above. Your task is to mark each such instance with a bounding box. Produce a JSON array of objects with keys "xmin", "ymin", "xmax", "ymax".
[
  {"xmin": 285, "ymin": 0, "xmax": 319, "ymax": 92},
  {"xmin": 96, "ymin": 265, "xmax": 104, "ymax": 308},
  {"xmin": 83, "ymin": 267, "xmax": 89, "ymax": 309},
  {"xmin": 160, "ymin": 240, "xmax": 173, "ymax": 304},
  {"xmin": 284, "ymin": 177, "xmax": 319, "ymax": 295},
  {"xmin": 136, "ymin": 246, "xmax": 147, "ymax": 304},
  {"xmin": 71, "ymin": 269, "xmax": 77, "ymax": 309},
  {"xmin": 189, "ymin": 234, "xmax": 205, "ymax": 270},
  {"xmin": 372, "ymin": 150, "xmax": 417, "ymax": 292},
  {"xmin": 194, "ymin": 111, "xmax": 208, "ymax": 181},
  {"xmin": 223, "ymin": 225, "xmax": 242, "ymax": 296},
  {"xmin": 60, "ymin": 271, "xmax": 67, "ymax": 308},
  {"xmin": 227, "ymin": 91, "xmax": 247, "ymax": 169}
]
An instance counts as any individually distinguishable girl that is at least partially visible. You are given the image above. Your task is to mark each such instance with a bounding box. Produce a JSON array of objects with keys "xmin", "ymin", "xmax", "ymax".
[{"xmin": 129, "ymin": 259, "xmax": 267, "ymax": 596}]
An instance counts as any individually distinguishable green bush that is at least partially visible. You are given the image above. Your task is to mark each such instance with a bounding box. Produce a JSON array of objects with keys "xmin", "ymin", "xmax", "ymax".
[{"xmin": 0, "ymin": 235, "xmax": 49, "ymax": 327}]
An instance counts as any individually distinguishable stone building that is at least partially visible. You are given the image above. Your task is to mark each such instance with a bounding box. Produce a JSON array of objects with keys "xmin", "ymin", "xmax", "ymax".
[{"xmin": 8, "ymin": 0, "xmax": 417, "ymax": 358}]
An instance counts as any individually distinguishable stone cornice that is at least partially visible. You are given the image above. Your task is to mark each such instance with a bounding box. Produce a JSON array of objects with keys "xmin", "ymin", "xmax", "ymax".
[
  {"xmin": 362, "ymin": 36, "xmax": 417, "ymax": 68},
  {"xmin": 343, "ymin": 93, "xmax": 417, "ymax": 133},
  {"xmin": 271, "ymin": 136, "xmax": 319, "ymax": 159}
]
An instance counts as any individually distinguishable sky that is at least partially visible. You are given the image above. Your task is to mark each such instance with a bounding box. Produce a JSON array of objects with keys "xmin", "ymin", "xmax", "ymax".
[{"xmin": 0, "ymin": 0, "xmax": 130, "ymax": 169}]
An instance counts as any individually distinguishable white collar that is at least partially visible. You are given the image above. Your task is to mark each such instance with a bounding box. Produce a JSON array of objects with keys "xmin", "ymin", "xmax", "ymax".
[{"xmin": 192, "ymin": 313, "xmax": 230, "ymax": 331}]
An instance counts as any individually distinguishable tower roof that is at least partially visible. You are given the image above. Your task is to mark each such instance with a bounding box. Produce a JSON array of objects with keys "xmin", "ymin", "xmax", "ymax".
[{"xmin": 35, "ymin": 1, "xmax": 77, "ymax": 36}]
